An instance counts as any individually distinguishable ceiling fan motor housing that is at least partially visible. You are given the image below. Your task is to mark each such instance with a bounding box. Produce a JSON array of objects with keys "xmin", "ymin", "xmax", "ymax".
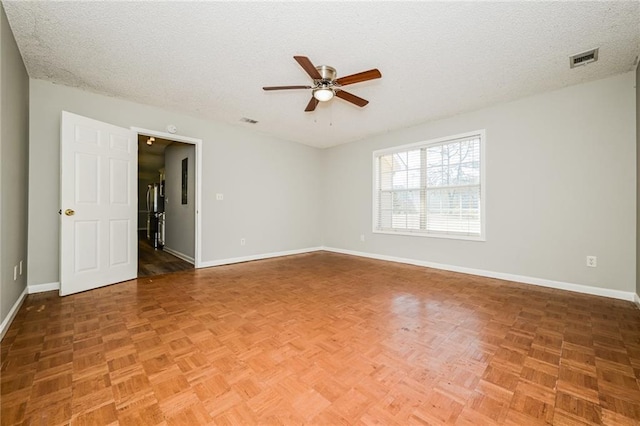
[{"xmin": 315, "ymin": 65, "xmax": 336, "ymax": 84}]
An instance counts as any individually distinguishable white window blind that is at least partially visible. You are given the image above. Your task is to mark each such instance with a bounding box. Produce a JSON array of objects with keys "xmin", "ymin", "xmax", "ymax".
[{"xmin": 373, "ymin": 131, "xmax": 485, "ymax": 240}]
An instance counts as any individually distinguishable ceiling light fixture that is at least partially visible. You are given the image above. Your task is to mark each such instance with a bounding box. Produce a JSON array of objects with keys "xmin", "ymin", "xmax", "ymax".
[
  {"xmin": 146, "ymin": 137, "xmax": 155, "ymax": 146},
  {"xmin": 313, "ymin": 87, "xmax": 334, "ymax": 102}
]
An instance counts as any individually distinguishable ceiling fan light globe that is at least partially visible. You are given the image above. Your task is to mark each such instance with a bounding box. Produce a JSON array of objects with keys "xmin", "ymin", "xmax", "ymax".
[{"xmin": 313, "ymin": 88, "xmax": 334, "ymax": 102}]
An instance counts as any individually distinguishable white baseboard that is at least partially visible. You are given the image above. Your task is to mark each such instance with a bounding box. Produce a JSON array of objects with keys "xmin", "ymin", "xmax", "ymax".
[
  {"xmin": 163, "ymin": 247, "xmax": 195, "ymax": 264},
  {"xmin": 634, "ymin": 293, "xmax": 640, "ymax": 309},
  {"xmin": 28, "ymin": 281, "xmax": 60, "ymax": 294},
  {"xmin": 322, "ymin": 247, "xmax": 636, "ymax": 303},
  {"xmin": 199, "ymin": 247, "xmax": 323, "ymax": 269},
  {"xmin": 0, "ymin": 287, "xmax": 28, "ymax": 341}
]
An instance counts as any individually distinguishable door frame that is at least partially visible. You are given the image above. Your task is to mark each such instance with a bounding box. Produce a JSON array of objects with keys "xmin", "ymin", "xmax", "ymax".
[{"xmin": 132, "ymin": 127, "xmax": 203, "ymax": 269}]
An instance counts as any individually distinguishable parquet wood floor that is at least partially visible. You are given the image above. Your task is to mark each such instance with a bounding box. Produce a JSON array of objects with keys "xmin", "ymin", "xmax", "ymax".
[{"xmin": 2, "ymin": 252, "xmax": 640, "ymax": 425}]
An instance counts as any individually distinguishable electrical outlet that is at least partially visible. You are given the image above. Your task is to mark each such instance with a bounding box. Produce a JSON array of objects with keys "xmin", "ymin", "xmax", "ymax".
[
  {"xmin": 216, "ymin": 193, "xmax": 224, "ymax": 201},
  {"xmin": 19, "ymin": 260, "xmax": 23, "ymax": 275},
  {"xmin": 360, "ymin": 234, "xmax": 365, "ymax": 242},
  {"xmin": 13, "ymin": 265, "xmax": 17, "ymax": 280},
  {"xmin": 586, "ymin": 256, "xmax": 597, "ymax": 267},
  {"xmin": 240, "ymin": 238, "xmax": 246, "ymax": 246}
]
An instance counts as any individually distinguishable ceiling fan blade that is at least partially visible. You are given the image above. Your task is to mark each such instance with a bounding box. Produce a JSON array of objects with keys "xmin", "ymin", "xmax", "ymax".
[
  {"xmin": 335, "ymin": 69, "xmax": 382, "ymax": 86},
  {"xmin": 305, "ymin": 97, "xmax": 319, "ymax": 112},
  {"xmin": 263, "ymin": 85, "xmax": 312, "ymax": 91},
  {"xmin": 294, "ymin": 56, "xmax": 323, "ymax": 80},
  {"xmin": 335, "ymin": 90, "xmax": 369, "ymax": 107}
]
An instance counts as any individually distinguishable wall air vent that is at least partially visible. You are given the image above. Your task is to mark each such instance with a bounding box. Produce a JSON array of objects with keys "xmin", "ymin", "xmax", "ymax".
[
  {"xmin": 240, "ymin": 117, "xmax": 258, "ymax": 124},
  {"xmin": 569, "ymin": 48, "xmax": 599, "ymax": 68}
]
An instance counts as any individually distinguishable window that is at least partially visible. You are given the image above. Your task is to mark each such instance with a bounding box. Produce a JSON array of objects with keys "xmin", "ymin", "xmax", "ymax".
[{"xmin": 373, "ymin": 130, "xmax": 485, "ymax": 240}]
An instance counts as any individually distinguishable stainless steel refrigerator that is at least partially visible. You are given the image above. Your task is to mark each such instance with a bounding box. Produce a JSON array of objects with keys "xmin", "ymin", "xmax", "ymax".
[{"xmin": 146, "ymin": 183, "xmax": 165, "ymax": 249}]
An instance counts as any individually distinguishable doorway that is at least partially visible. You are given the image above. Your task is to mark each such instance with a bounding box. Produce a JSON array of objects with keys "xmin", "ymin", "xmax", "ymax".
[{"xmin": 134, "ymin": 128, "xmax": 202, "ymax": 277}]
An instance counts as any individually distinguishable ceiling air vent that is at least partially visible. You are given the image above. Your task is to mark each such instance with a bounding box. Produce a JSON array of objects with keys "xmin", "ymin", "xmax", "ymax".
[{"xmin": 569, "ymin": 48, "xmax": 599, "ymax": 68}]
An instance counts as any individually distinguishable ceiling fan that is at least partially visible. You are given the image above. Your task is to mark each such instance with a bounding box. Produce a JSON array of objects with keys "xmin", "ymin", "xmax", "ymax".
[{"xmin": 263, "ymin": 56, "xmax": 382, "ymax": 112}]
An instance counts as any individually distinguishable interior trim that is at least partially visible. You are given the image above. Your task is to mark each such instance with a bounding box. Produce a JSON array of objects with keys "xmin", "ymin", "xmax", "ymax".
[
  {"xmin": 323, "ymin": 247, "xmax": 636, "ymax": 302},
  {"xmin": 0, "ymin": 287, "xmax": 27, "ymax": 341},
  {"xmin": 28, "ymin": 281, "xmax": 60, "ymax": 294},
  {"xmin": 131, "ymin": 126, "xmax": 203, "ymax": 269},
  {"xmin": 199, "ymin": 247, "xmax": 324, "ymax": 269},
  {"xmin": 163, "ymin": 247, "xmax": 195, "ymax": 265}
]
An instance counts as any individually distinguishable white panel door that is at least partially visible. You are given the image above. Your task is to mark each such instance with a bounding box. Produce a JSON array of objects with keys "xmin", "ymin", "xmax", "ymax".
[{"xmin": 60, "ymin": 111, "xmax": 137, "ymax": 296}]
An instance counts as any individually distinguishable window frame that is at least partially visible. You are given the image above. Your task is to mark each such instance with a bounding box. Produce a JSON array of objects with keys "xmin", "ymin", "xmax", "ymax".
[{"xmin": 372, "ymin": 130, "xmax": 486, "ymax": 241}]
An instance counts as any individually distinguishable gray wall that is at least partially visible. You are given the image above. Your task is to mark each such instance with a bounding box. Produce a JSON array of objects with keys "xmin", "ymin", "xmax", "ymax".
[
  {"xmin": 164, "ymin": 143, "xmax": 195, "ymax": 259},
  {"xmin": 322, "ymin": 72, "xmax": 636, "ymax": 293},
  {"xmin": 0, "ymin": 4, "xmax": 29, "ymax": 327},
  {"xmin": 28, "ymin": 79, "xmax": 322, "ymax": 286},
  {"xmin": 20, "ymin": 67, "xmax": 640, "ymax": 296},
  {"xmin": 636, "ymin": 63, "xmax": 640, "ymax": 299}
]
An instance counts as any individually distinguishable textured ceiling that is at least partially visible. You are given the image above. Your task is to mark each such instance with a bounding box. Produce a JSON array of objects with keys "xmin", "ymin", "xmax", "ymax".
[{"xmin": 3, "ymin": 1, "xmax": 639, "ymax": 149}]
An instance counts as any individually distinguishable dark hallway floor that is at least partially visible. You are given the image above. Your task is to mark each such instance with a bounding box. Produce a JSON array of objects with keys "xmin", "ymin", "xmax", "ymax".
[{"xmin": 138, "ymin": 230, "xmax": 193, "ymax": 277}]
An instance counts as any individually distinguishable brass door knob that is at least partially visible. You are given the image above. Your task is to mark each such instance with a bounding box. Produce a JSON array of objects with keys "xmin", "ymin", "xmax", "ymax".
[{"xmin": 64, "ymin": 209, "xmax": 75, "ymax": 216}]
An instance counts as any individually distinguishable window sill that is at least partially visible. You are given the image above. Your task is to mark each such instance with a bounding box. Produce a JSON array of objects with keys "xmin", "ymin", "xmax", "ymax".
[{"xmin": 373, "ymin": 229, "xmax": 486, "ymax": 242}]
